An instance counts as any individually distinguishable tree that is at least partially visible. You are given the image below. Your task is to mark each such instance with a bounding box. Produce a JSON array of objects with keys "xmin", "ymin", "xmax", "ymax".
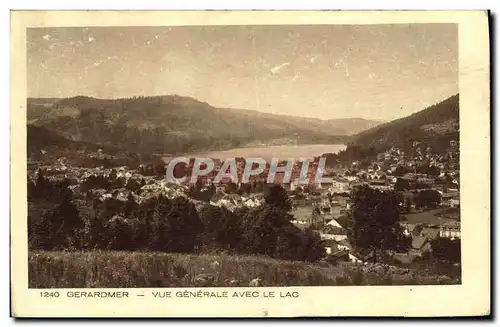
[
  {"xmin": 349, "ymin": 185, "xmax": 408, "ymax": 262},
  {"xmin": 225, "ymin": 182, "xmax": 238, "ymax": 194},
  {"xmin": 309, "ymin": 207, "xmax": 324, "ymax": 230},
  {"xmin": 264, "ymin": 184, "xmax": 293, "ymax": 214},
  {"xmin": 394, "ymin": 178, "xmax": 410, "ymax": 191},
  {"xmin": 162, "ymin": 197, "xmax": 204, "ymax": 253},
  {"xmin": 36, "ymin": 168, "xmax": 47, "ymax": 190},
  {"xmin": 431, "ymin": 237, "xmax": 461, "ymax": 263},
  {"xmin": 83, "ymin": 199, "xmax": 107, "ymax": 249},
  {"xmin": 27, "ymin": 180, "xmax": 36, "ymax": 200},
  {"xmin": 273, "ymin": 224, "xmax": 304, "ymax": 261},
  {"xmin": 238, "ymin": 183, "xmax": 252, "ymax": 195},
  {"xmin": 301, "ymin": 226, "xmax": 325, "ymax": 262},
  {"xmin": 199, "ymin": 204, "xmax": 243, "ymax": 251},
  {"xmin": 125, "ymin": 178, "xmax": 142, "ymax": 192},
  {"xmin": 124, "ymin": 193, "xmax": 139, "ymax": 217},
  {"xmin": 393, "ymin": 166, "xmax": 409, "ymax": 177},
  {"xmin": 414, "ymin": 190, "xmax": 441, "ymax": 209},
  {"xmin": 241, "ymin": 206, "xmax": 283, "ymax": 256},
  {"xmin": 336, "ymin": 214, "xmax": 352, "ymax": 230},
  {"xmin": 29, "ymin": 188, "xmax": 83, "ymax": 250},
  {"xmin": 105, "ymin": 215, "xmax": 134, "ymax": 250}
]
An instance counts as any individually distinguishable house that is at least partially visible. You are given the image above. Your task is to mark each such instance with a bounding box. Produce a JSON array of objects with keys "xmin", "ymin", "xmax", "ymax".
[
  {"xmin": 224, "ymin": 203, "xmax": 238, "ymax": 212},
  {"xmin": 440, "ymin": 221, "xmax": 461, "ymax": 239},
  {"xmin": 330, "ymin": 250, "xmax": 350, "ymax": 262},
  {"xmin": 345, "ymin": 175, "xmax": 358, "ymax": 182},
  {"xmin": 327, "ymin": 180, "xmax": 350, "ymax": 194},
  {"xmin": 419, "ymin": 227, "xmax": 440, "ymax": 240},
  {"xmin": 402, "ymin": 173, "xmax": 418, "ymax": 181},
  {"xmin": 449, "ymin": 198, "xmax": 460, "ymax": 208},
  {"xmin": 400, "ymin": 222, "xmax": 423, "ymax": 237},
  {"xmin": 319, "ymin": 205, "xmax": 343, "ymax": 223},
  {"xmin": 115, "ymin": 194, "xmax": 128, "ymax": 202},
  {"xmin": 326, "ymin": 218, "xmax": 343, "ymax": 228},
  {"xmin": 410, "ymin": 236, "xmax": 432, "ymax": 258},
  {"xmin": 323, "ymin": 239, "xmax": 339, "ymax": 255},
  {"xmin": 243, "ymin": 197, "xmax": 263, "ymax": 208},
  {"xmin": 411, "ymin": 236, "xmax": 429, "ymax": 250},
  {"xmin": 141, "ymin": 184, "xmax": 159, "ymax": 191},
  {"xmin": 209, "ymin": 191, "xmax": 226, "ymax": 207},
  {"xmin": 348, "ymin": 253, "xmax": 364, "ymax": 264},
  {"xmin": 336, "ymin": 239, "xmax": 352, "ymax": 251},
  {"xmin": 320, "ymin": 225, "xmax": 348, "ymax": 241},
  {"xmin": 417, "ymin": 177, "xmax": 435, "ymax": 186},
  {"xmin": 291, "ymin": 206, "xmax": 313, "ymax": 227},
  {"xmin": 317, "ymin": 179, "xmax": 336, "ymax": 190}
]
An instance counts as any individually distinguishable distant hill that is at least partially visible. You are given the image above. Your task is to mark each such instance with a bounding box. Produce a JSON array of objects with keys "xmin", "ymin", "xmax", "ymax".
[
  {"xmin": 348, "ymin": 94, "xmax": 459, "ymax": 154},
  {"xmin": 27, "ymin": 95, "xmax": 380, "ymax": 155},
  {"xmin": 27, "ymin": 125, "xmax": 154, "ymax": 167},
  {"xmin": 221, "ymin": 108, "xmax": 382, "ymax": 136}
]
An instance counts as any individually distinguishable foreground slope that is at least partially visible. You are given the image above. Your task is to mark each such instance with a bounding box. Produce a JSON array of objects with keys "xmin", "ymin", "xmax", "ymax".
[{"xmin": 29, "ymin": 251, "xmax": 459, "ymax": 288}]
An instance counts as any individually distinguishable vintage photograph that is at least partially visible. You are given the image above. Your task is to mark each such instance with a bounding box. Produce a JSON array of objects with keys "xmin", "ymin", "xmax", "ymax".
[{"xmin": 25, "ymin": 23, "xmax": 463, "ymax": 289}]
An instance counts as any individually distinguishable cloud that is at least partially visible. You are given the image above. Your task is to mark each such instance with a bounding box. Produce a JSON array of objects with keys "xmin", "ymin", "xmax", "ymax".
[
  {"xmin": 90, "ymin": 60, "xmax": 104, "ymax": 68},
  {"xmin": 42, "ymin": 34, "xmax": 51, "ymax": 41},
  {"xmin": 270, "ymin": 62, "xmax": 290, "ymax": 75}
]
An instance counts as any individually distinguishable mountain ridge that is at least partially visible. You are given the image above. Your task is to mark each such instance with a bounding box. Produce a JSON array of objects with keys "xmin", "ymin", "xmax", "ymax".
[
  {"xmin": 348, "ymin": 94, "xmax": 459, "ymax": 154},
  {"xmin": 27, "ymin": 95, "xmax": 381, "ymax": 156}
]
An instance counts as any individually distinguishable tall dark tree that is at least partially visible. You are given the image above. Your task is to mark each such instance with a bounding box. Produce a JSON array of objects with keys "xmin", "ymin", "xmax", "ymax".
[
  {"xmin": 394, "ymin": 178, "xmax": 410, "ymax": 191},
  {"xmin": 199, "ymin": 204, "xmax": 242, "ymax": 251},
  {"xmin": 105, "ymin": 215, "xmax": 134, "ymax": 250},
  {"xmin": 431, "ymin": 237, "xmax": 461, "ymax": 263},
  {"xmin": 124, "ymin": 192, "xmax": 139, "ymax": 217},
  {"xmin": 83, "ymin": 198, "xmax": 107, "ymax": 249},
  {"xmin": 349, "ymin": 185, "xmax": 408, "ymax": 262},
  {"xmin": 393, "ymin": 165, "xmax": 409, "ymax": 177},
  {"xmin": 264, "ymin": 184, "xmax": 293, "ymax": 214},
  {"xmin": 225, "ymin": 182, "xmax": 238, "ymax": 194},
  {"xmin": 241, "ymin": 206, "xmax": 281, "ymax": 256},
  {"xmin": 414, "ymin": 190, "xmax": 441, "ymax": 209},
  {"xmin": 301, "ymin": 226, "xmax": 326, "ymax": 262},
  {"xmin": 158, "ymin": 197, "xmax": 204, "ymax": 253},
  {"xmin": 29, "ymin": 188, "xmax": 83, "ymax": 250}
]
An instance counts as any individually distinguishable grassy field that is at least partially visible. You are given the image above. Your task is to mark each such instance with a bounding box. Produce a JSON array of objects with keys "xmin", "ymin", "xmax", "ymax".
[{"xmin": 29, "ymin": 251, "xmax": 459, "ymax": 288}]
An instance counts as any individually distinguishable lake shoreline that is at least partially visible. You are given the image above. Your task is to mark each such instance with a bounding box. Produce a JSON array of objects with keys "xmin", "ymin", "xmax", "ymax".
[{"xmin": 163, "ymin": 144, "xmax": 347, "ymax": 161}]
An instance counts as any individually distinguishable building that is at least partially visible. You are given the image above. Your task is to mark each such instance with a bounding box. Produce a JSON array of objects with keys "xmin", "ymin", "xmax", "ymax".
[
  {"xmin": 320, "ymin": 225, "xmax": 348, "ymax": 241},
  {"xmin": 410, "ymin": 236, "xmax": 431, "ymax": 256},
  {"xmin": 440, "ymin": 221, "xmax": 461, "ymax": 239},
  {"xmin": 420, "ymin": 227, "xmax": 440, "ymax": 240},
  {"xmin": 400, "ymin": 222, "xmax": 423, "ymax": 237},
  {"xmin": 291, "ymin": 206, "xmax": 313, "ymax": 227}
]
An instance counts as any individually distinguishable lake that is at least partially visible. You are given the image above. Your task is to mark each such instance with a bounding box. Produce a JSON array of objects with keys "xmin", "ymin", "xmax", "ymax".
[{"xmin": 183, "ymin": 144, "xmax": 346, "ymax": 160}]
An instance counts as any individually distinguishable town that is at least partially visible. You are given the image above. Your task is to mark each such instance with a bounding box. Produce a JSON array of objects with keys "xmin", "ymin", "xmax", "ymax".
[{"xmin": 28, "ymin": 137, "xmax": 460, "ymax": 271}]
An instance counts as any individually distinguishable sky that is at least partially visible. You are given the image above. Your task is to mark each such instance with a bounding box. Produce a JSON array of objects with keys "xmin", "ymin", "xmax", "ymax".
[{"xmin": 27, "ymin": 24, "xmax": 458, "ymax": 121}]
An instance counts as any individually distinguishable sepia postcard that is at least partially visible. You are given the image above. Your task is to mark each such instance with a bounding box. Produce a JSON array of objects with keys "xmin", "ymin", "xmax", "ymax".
[{"xmin": 10, "ymin": 10, "xmax": 490, "ymax": 318}]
